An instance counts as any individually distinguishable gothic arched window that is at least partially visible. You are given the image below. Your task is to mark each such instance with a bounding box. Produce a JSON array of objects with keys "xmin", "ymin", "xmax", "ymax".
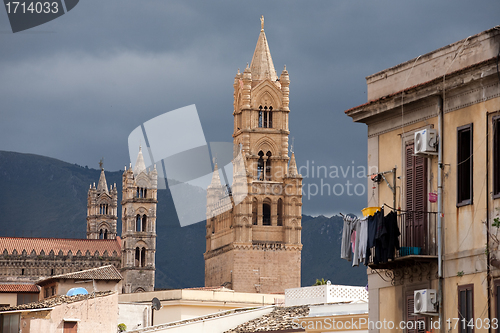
[
  {"xmin": 142, "ymin": 215, "xmax": 147, "ymax": 232},
  {"xmin": 258, "ymin": 105, "xmax": 272, "ymax": 128},
  {"xmin": 277, "ymin": 198, "xmax": 283, "ymax": 226},
  {"xmin": 263, "ymin": 198, "xmax": 271, "ymax": 226},
  {"xmin": 257, "ymin": 151, "xmax": 264, "ymax": 180},
  {"xmin": 135, "ymin": 247, "xmax": 140, "ymax": 267},
  {"xmin": 266, "ymin": 151, "xmax": 272, "ymax": 181},
  {"xmin": 252, "ymin": 198, "xmax": 258, "ymax": 225},
  {"xmin": 136, "ymin": 215, "xmax": 141, "ymax": 232},
  {"xmin": 141, "ymin": 248, "xmax": 146, "ymax": 267}
]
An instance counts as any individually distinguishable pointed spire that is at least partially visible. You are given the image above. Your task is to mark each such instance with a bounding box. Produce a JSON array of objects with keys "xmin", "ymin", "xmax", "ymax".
[
  {"xmin": 289, "ymin": 152, "xmax": 298, "ymax": 177},
  {"xmin": 97, "ymin": 169, "xmax": 109, "ymax": 193},
  {"xmin": 250, "ymin": 16, "xmax": 277, "ymax": 81},
  {"xmin": 134, "ymin": 146, "xmax": 146, "ymax": 176},
  {"xmin": 208, "ymin": 162, "xmax": 222, "ymax": 189}
]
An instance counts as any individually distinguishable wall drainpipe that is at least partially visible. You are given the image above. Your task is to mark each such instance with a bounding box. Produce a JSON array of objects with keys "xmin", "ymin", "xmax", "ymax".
[{"xmin": 437, "ymin": 95, "xmax": 444, "ymax": 332}]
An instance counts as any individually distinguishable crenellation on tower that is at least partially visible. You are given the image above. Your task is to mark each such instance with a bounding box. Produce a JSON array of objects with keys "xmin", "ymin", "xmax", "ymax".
[{"xmin": 205, "ymin": 17, "xmax": 303, "ymax": 294}]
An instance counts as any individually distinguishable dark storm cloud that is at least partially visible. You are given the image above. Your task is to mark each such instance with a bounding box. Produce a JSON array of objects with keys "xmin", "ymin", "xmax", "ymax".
[{"xmin": 0, "ymin": 0, "xmax": 499, "ymax": 215}]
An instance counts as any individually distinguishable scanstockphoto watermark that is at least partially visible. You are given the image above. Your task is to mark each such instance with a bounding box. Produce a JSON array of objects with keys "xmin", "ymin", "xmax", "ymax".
[
  {"xmin": 291, "ymin": 317, "xmax": 428, "ymax": 331},
  {"xmin": 298, "ymin": 160, "xmax": 378, "ymax": 200}
]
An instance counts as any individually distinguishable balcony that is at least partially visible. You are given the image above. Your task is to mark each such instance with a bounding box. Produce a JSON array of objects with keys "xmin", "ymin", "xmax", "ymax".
[{"xmin": 368, "ymin": 211, "xmax": 438, "ymax": 271}]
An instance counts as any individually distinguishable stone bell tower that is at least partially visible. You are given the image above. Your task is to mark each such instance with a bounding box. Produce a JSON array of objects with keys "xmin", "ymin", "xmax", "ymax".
[
  {"xmin": 87, "ymin": 161, "xmax": 118, "ymax": 239},
  {"xmin": 204, "ymin": 16, "xmax": 303, "ymax": 294},
  {"xmin": 121, "ymin": 147, "xmax": 158, "ymax": 293}
]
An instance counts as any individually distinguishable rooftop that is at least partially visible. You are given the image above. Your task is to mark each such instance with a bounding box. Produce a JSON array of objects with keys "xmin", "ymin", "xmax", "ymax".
[
  {"xmin": 0, "ymin": 284, "xmax": 40, "ymax": 293},
  {"xmin": 0, "ymin": 290, "xmax": 115, "ymax": 313},
  {"xmin": 38, "ymin": 265, "xmax": 122, "ymax": 285},
  {"xmin": 0, "ymin": 236, "xmax": 122, "ymax": 257},
  {"xmin": 224, "ymin": 305, "xmax": 309, "ymax": 332}
]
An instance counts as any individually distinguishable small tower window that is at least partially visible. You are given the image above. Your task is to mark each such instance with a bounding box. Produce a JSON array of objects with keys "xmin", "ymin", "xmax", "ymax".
[
  {"xmin": 141, "ymin": 248, "xmax": 146, "ymax": 268},
  {"xmin": 142, "ymin": 215, "xmax": 147, "ymax": 232},
  {"xmin": 135, "ymin": 247, "xmax": 140, "ymax": 267},
  {"xmin": 277, "ymin": 198, "xmax": 283, "ymax": 226},
  {"xmin": 252, "ymin": 198, "xmax": 258, "ymax": 225},
  {"xmin": 136, "ymin": 215, "xmax": 141, "ymax": 232},
  {"xmin": 258, "ymin": 105, "xmax": 273, "ymax": 128},
  {"xmin": 263, "ymin": 198, "xmax": 271, "ymax": 226},
  {"xmin": 257, "ymin": 151, "xmax": 264, "ymax": 180},
  {"xmin": 266, "ymin": 151, "xmax": 272, "ymax": 181}
]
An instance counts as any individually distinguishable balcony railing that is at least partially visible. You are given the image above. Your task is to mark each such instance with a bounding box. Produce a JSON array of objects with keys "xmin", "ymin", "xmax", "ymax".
[{"xmin": 369, "ymin": 211, "xmax": 437, "ymax": 269}]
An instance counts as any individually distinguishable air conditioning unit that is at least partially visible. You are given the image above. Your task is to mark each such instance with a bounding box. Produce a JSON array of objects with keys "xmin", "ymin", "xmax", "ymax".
[
  {"xmin": 414, "ymin": 129, "xmax": 438, "ymax": 155},
  {"xmin": 414, "ymin": 289, "xmax": 437, "ymax": 314}
]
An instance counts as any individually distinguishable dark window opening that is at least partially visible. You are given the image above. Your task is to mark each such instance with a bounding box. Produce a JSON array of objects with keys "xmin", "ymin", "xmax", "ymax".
[
  {"xmin": 252, "ymin": 198, "xmax": 258, "ymax": 225},
  {"xmin": 458, "ymin": 284, "xmax": 474, "ymax": 333},
  {"xmin": 257, "ymin": 151, "xmax": 264, "ymax": 180},
  {"xmin": 21, "ymin": 269, "xmax": 24, "ymax": 275},
  {"xmin": 457, "ymin": 124, "xmax": 473, "ymax": 206},
  {"xmin": 263, "ymin": 201, "xmax": 271, "ymax": 225},
  {"xmin": 141, "ymin": 248, "xmax": 146, "ymax": 267},
  {"xmin": 104, "ymin": 229, "xmax": 108, "ymax": 239},
  {"xmin": 258, "ymin": 105, "xmax": 273, "ymax": 128},
  {"xmin": 142, "ymin": 215, "xmax": 147, "ymax": 232},
  {"xmin": 136, "ymin": 215, "xmax": 141, "ymax": 232},
  {"xmin": 266, "ymin": 151, "xmax": 272, "ymax": 181},
  {"xmin": 135, "ymin": 247, "xmax": 140, "ymax": 267},
  {"xmin": 51, "ymin": 269, "xmax": 54, "ymax": 276},
  {"xmin": 277, "ymin": 198, "xmax": 283, "ymax": 226},
  {"xmin": 494, "ymin": 117, "xmax": 500, "ymax": 198}
]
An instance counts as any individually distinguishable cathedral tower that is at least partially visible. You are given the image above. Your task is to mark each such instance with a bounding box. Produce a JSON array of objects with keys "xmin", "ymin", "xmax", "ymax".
[
  {"xmin": 87, "ymin": 161, "xmax": 118, "ymax": 239},
  {"xmin": 204, "ymin": 17, "xmax": 303, "ymax": 294},
  {"xmin": 121, "ymin": 147, "xmax": 158, "ymax": 293}
]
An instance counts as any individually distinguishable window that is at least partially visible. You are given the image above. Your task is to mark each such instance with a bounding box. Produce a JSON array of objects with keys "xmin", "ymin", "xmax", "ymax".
[
  {"xmin": 495, "ymin": 280, "xmax": 500, "ymax": 332},
  {"xmin": 142, "ymin": 215, "xmax": 147, "ymax": 232},
  {"xmin": 266, "ymin": 151, "xmax": 272, "ymax": 181},
  {"xmin": 458, "ymin": 284, "xmax": 474, "ymax": 333},
  {"xmin": 405, "ymin": 293, "xmax": 426, "ymax": 333},
  {"xmin": 1, "ymin": 313, "xmax": 20, "ymax": 333},
  {"xmin": 99, "ymin": 204, "xmax": 109, "ymax": 215},
  {"xmin": 277, "ymin": 198, "xmax": 283, "ymax": 226},
  {"xmin": 494, "ymin": 117, "xmax": 500, "ymax": 198},
  {"xmin": 405, "ymin": 142, "xmax": 427, "ymax": 249},
  {"xmin": 252, "ymin": 198, "xmax": 258, "ymax": 225},
  {"xmin": 258, "ymin": 106, "xmax": 273, "ymax": 128},
  {"xmin": 135, "ymin": 247, "xmax": 140, "ymax": 267},
  {"xmin": 141, "ymin": 248, "xmax": 146, "ymax": 268},
  {"xmin": 457, "ymin": 124, "xmax": 473, "ymax": 206},
  {"xmin": 136, "ymin": 187, "xmax": 147, "ymax": 198},
  {"xmin": 136, "ymin": 215, "xmax": 141, "ymax": 232},
  {"xmin": 17, "ymin": 293, "xmax": 38, "ymax": 305},
  {"xmin": 257, "ymin": 151, "xmax": 264, "ymax": 180},
  {"xmin": 63, "ymin": 321, "xmax": 78, "ymax": 333},
  {"xmin": 263, "ymin": 199, "xmax": 271, "ymax": 226}
]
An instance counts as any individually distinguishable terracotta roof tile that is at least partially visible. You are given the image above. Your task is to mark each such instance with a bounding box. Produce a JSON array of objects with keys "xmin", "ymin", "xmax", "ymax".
[
  {"xmin": 0, "ymin": 237, "xmax": 121, "ymax": 257},
  {"xmin": 0, "ymin": 291, "xmax": 115, "ymax": 312},
  {"xmin": 0, "ymin": 284, "xmax": 40, "ymax": 293},
  {"xmin": 225, "ymin": 305, "xmax": 310, "ymax": 332},
  {"xmin": 38, "ymin": 265, "xmax": 122, "ymax": 285}
]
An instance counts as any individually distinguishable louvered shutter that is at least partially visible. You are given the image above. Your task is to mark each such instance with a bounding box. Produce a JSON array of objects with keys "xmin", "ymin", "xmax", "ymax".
[{"xmin": 405, "ymin": 142, "xmax": 427, "ymax": 250}]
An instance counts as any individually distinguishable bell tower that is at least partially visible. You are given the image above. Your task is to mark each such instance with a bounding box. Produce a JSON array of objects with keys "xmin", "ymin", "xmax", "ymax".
[
  {"xmin": 205, "ymin": 16, "xmax": 303, "ymax": 294},
  {"xmin": 121, "ymin": 147, "xmax": 158, "ymax": 293},
  {"xmin": 87, "ymin": 161, "xmax": 118, "ymax": 239}
]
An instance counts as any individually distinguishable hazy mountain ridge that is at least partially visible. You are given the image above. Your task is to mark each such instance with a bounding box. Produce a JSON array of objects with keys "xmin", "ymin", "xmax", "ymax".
[{"xmin": 0, "ymin": 150, "xmax": 366, "ymax": 289}]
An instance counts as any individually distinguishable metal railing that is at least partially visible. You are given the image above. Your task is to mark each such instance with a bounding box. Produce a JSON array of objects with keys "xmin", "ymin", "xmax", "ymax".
[{"xmin": 397, "ymin": 211, "xmax": 437, "ymax": 257}]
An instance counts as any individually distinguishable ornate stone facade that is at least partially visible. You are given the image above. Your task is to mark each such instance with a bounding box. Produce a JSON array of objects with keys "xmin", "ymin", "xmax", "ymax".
[
  {"xmin": 87, "ymin": 165, "xmax": 118, "ymax": 240},
  {"xmin": 204, "ymin": 18, "xmax": 303, "ymax": 294},
  {"xmin": 120, "ymin": 147, "xmax": 158, "ymax": 293}
]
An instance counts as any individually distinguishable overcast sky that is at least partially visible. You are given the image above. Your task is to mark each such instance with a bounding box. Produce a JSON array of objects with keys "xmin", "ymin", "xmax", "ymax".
[{"xmin": 1, "ymin": 1, "xmax": 499, "ymax": 216}]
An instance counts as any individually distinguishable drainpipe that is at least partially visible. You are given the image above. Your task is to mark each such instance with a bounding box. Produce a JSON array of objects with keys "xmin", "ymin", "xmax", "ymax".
[
  {"xmin": 437, "ymin": 95, "xmax": 444, "ymax": 331},
  {"xmin": 486, "ymin": 112, "xmax": 491, "ymax": 333}
]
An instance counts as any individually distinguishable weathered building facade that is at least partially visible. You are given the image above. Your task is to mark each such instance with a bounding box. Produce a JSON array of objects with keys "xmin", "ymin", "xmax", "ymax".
[
  {"xmin": 346, "ymin": 27, "xmax": 500, "ymax": 333},
  {"xmin": 204, "ymin": 17, "xmax": 303, "ymax": 294}
]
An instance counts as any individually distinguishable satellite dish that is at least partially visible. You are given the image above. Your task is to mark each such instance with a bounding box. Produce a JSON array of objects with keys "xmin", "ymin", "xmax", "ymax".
[{"xmin": 152, "ymin": 297, "xmax": 161, "ymax": 311}]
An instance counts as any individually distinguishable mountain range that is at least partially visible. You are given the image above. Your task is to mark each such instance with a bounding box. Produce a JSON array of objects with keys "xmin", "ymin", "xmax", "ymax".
[{"xmin": 0, "ymin": 150, "xmax": 367, "ymax": 289}]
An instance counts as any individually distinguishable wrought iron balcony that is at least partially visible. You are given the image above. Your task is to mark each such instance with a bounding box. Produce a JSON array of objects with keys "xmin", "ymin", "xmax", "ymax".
[{"xmin": 368, "ymin": 211, "xmax": 438, "ymax": 270}]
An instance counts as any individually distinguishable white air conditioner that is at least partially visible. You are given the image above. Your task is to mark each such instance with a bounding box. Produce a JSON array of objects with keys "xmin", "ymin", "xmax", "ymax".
[
  {"xmin": 414, "ymin": 129, "xmax": 438, "ymax": 155},
  {"xmin": 414, "ymin": 289, "xmax": 437, "ymax": 314}
]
